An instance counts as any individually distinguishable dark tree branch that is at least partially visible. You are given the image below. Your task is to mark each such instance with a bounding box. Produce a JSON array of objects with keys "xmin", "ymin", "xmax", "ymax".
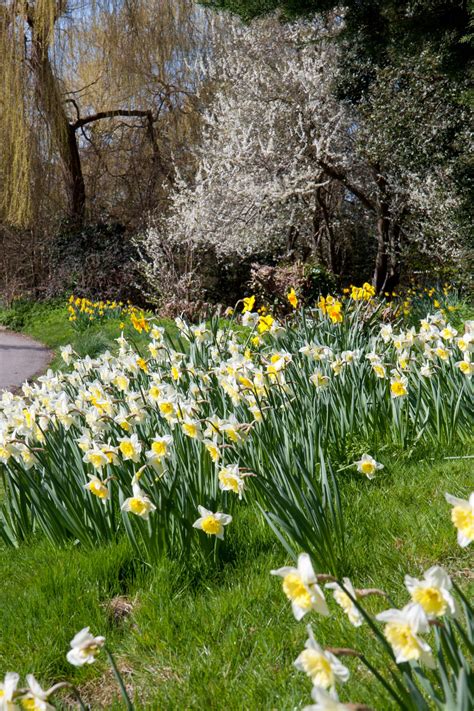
[
  {"xmin": 318, "ymin": 159, "xmax": 376, "ymax": 213},
  {"xmin": 72, "ymin": 109, "xmax": 155, "ymax": 131}
]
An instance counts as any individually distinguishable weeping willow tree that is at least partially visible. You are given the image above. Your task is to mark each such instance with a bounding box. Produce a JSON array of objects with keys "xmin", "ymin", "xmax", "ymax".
[{"xmin": 0, "ymin": 0, "xmax": 208, "ymax": 227}]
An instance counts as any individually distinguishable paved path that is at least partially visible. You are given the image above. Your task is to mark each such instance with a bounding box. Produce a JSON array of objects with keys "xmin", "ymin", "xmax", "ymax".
[{"xmin": 0, "ymin": 330, "xmax": 52, "ymax": 392}]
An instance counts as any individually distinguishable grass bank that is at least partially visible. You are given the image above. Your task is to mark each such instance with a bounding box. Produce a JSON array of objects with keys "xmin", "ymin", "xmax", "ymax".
[{"xmin": 1, "ymin": 457, "xmax": 472, "ymax": 709}]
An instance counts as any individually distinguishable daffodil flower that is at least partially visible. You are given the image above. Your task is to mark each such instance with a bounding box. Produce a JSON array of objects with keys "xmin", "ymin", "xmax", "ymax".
[
  {"xmin": 287, "ymin": 288, "xmax": 298, "ymax": 309},
  {"xmin": 121, "ymin": 480, "xmax": 157, "ymax": 519},
  {"xmin": 193, "ymin": 506, "xmax": 232, "ymax": 539},
  {"xmin": 82, "ymin": 447, "xmax": 110, "ymax": 471},
  {"xmin": 303, "ymin": 686, "xmax": 350, "ymax": 711},
  {"xmin": 390, "ymin": 372, "xmax": 408, "ymax": 398},
  {"xmin": 271, "ymin": 553, "xmax": 329, "ymax": 621},
  {"xmin": 21, "ymin": 675, "xmax": 55, "ymax": 711},
  {"xmin": 376, "ymin": 603, "xmax": 435, "ymax": 667},
  {"xmin": 325, "ymin": 578, "xmax": 363, "ymax": 627},
  {"xmin": 218, "ymin": 465, "xmax": 246, "ymax": 499},
  {"xmin": 118, "ymin": 434, "xmax": 142, "ymax": 462},
  {"xmin": 242, "ymin": 295, "xmax": 256, "ymax": 313},
  {"xmin": 84, "ymin": 475, "xmax": 109, "ymax": 502},
  {"xmin": 405, "ymin": 565, "xmax": 457, "ymax": 618},
  {"xmin": 355, "ymin": 454, "xmax": 383, "ymax": 480},
  {"xmin": 0, "ymin": 672, "xmax": 19, "ymax": 710},
  {"xmin": 294, "ymin": 626, "xmax": 350, "ymax": 690},
  {"xmin": 445, "ymin": 492, "xmax": 474, "ymax": 547},
  {"xmin": 66, "ymin": 627, "xmax": 105, "ymax": 666}
]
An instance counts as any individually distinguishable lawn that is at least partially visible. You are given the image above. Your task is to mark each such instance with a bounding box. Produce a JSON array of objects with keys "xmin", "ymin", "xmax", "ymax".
[
  {"xmin": 1, "ymin": 456, "xmax": 472, "ymax": 710},
  {"xmin": 0, "ymin": 296, "xmax": 472, "ymax": 710}
]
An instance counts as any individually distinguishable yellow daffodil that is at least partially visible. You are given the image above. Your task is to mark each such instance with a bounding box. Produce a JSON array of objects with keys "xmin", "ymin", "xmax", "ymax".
[
  {"xmin": 118, "ymin": 434, "xmax": 142, "ymax": 462},
  {"xmin": 84, "ymin": 475, "xmax": 109, "ymax": 502},
  {"xmin": 242, "ymin": 295, "xmax": 256, "ymax": 313},
  {"xmin": 218, "ymin": 464, "xmax": 246, "ymax": 499},
  {"xmin": 287, "ymin": 288, "xmax": 298, "ymax": 309},
  {"xmin": 121, "ymin": 480, "xmax": 156, "ymax": 519},
  {"xmin": 325, "ymin": 578, "xmax": 363, "ymax": 627}
]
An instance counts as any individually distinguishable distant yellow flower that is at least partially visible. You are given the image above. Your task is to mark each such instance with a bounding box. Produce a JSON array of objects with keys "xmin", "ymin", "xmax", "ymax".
[
  {"xmin": 218, "ymin": 464, "xmax": 246, "ymax": 499},
  {"xmin": 390, "ymin": 372, "xmax": 408, "ymax": 398},
  {"xmin": 204, "ymin": 439, "xmax": 220, "ymax": 463},
  {"xmin": 326, "ymin": 578, "xmax": 363, "ymax": 627},
  {"xmin": 242, "ymin": 295, "xmax": 256, "ymax": 313},
  {"xmin": 121, "ymin": 480, "xmax": 156, "ymax": 519},
  {"xmin": 258, "ymin": 314, "xmax": 274, "ymax": 333},
  {"xmin": 287, "ymin": 288, "xmax": 298, "ymax": 309},
  {"xmin": 118, "ymin": 434, "xmax": 142, "ymax": 462}
]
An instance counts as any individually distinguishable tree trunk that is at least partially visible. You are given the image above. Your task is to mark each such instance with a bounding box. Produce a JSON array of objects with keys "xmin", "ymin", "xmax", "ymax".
[
  {"xmin": 372, "ymin": 168, "xmax": 400, "ymax": 293},
  {"xmin": 31, "ymin": 33, "xmax": 86, "ymax": 224}
]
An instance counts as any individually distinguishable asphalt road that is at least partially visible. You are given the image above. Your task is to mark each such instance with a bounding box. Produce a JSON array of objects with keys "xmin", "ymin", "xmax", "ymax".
[{"xmin": 0, "ymin": 330, "xmax": 52, "ymax": 392}]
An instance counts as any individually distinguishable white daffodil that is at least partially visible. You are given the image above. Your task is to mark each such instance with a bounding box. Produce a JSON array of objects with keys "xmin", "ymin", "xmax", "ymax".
[
  {"xmin": 66, "ymin": 627, "xmax": 105, "ymax": 666},
  {"xmin": 455, "ymin": 357, "xmax": 473, "ymax": 377},
  {"xmin": 22, "ymin": 675, "xmax": 55, "ymax": 711},
  {"xmin": 303, "ymin": 687, "xmax": 350, "ymax": 711},
  {"xmin": 118, "ymin": 434, "xmax": 142, "ymax": 462},
  {"xmin": 310, "ymin": 371, "xmax": 330, "ymax": 389},
  {"xmin": 203, "ymin": 439, "xmax": 221, "ymax": 463},
  {"xmin": 121, "ymin": 479, "xmax": 157, "ymax": 519},
  {"xmin": 325, "ymin": 578, "xmax": 363, "ymax": 627},
  {"xmin": 376, "ymin": 603, "xmax": 435, "ymax": 667},
  {"xmin": 445, "ymin": 492, "xmax": 474, "ymax": 547},
  {"xmin": 294, "ymin": 626, "xmax": 350, "ymax": 690},
  {"xmin": 192, "ymin": 505, "xmax": 232, "ymax": 540},
  {"xmin": 0, "ymin": 672, "xmax": 19, "ymax": 710},
  {"xmin": 84, "ymin": 475, "xmax": 109, "ymax": 502},
  {"xmin": 218, "ymin": 464, "xmax": 246, "ymax": 499},
  {"xmin": 146, "ymin": 434, "xmax": 172, "ymax": 466},
  {"xmin": 82, "ymin": 447, "xmax": 110, "ymax": 471},
  {"xmin": 354, "ymin": 454, "xmax": 383, "ymax": 480},
  {"xmin": 380, "ymin": 324, "xmax": 393, "ymax": 343},
  {"xmin": 405, "ymin": 565, "xmax": 457, "ymax": 618},
  {"xmin": 420, "ymin": 362, "xmax": 433, "ymax": 378},
  {"xmin": 60, "ymin": 344, "xmax": 73, "ymax": 365},
  {"xmin": 271, "ymin": 553, "xmax": 329, "ymax": 621}
]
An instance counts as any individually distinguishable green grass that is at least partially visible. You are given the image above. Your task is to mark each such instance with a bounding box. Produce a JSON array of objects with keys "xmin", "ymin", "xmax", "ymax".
[{"xmin": 1, "ymin": 456, "xmax": 471, "ymax": 710}]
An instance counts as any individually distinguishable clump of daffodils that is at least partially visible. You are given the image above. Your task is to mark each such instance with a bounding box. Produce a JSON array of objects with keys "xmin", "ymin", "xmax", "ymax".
[
  {"xmin": 272, "ymin": 490, "xmax": 473, "ymax": 709},
  {"xmin": 0, "ymin": 628, "xmax": 133, "ymax": 710}
]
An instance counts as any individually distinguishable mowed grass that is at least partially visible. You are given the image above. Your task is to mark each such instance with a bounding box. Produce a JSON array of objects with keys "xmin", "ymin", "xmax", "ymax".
[{"xmin": 1, "ymin": 455, "xmax": 472, "ymax": 710}]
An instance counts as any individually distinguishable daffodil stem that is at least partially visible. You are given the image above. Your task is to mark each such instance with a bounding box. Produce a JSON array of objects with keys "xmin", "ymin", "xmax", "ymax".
[{"xmin": 105, "ymin": 647, "xmax": 134, "ymax": 711}]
